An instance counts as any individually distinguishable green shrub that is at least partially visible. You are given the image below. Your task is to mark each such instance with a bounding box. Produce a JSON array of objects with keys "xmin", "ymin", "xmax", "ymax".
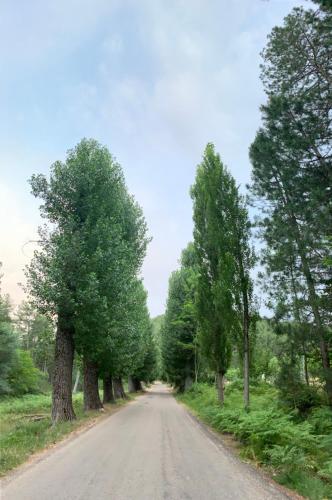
[
  {"xmin": 225, "ymin": 368, "xmax": 241, "ymax": 382},
  {"xmin": 0, "ymin": 322, "xmax": 17, "ymax": 394},
  {"xmin": 318, "ymin": 458, "xmax": 332, "ymax": 482},
  {"xmin": 8, "ymin": 350, "xmax": 44, "ymax": 395},
  {"xmin": 287, "ymin": 385, "xmax": 322, "ymax": 414},
  {"xmin": 308, "ymin": 406, "xmax": 332, "ymax": 435},
  {"xmin": 276, "ymin": 360, "xmax": 322, "ymax": 413},
  {"xmin": 278, "ymin": 469, "xmax": 332, "ymax": 500},
  {"xmin": 266, "ymin": 444, "xmax": 307, "ymax": 471},
  {"xmin": 178, "ymin": 382, "xmax": 332, "ymax": 500}
]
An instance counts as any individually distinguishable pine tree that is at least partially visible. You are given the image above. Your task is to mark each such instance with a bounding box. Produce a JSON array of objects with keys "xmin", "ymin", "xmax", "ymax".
[{"xmin": 250, "ymin": 7, "xmax": 332, "ymax": 403}]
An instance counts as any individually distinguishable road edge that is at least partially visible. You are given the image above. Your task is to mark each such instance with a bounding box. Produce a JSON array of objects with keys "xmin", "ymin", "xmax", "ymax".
[
  {"xmin": 177, "ymin": 398, "xmax": 305, "ymax": 500},
  {"xmin": 1, "ymin": 394, "xmax": 141, "ymax": 486}
]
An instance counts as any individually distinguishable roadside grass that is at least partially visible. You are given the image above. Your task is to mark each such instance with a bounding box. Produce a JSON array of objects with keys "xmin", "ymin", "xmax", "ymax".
[
  {"xmin": 178, "ymin": 383, "xmax": 332, "ymax": 500},
  {"xmin": 0, "ymin": 392, "xmax": 129, "ymax": 476}
]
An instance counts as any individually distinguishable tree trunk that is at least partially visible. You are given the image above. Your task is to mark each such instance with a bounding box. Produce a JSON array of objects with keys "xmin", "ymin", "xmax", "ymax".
[
  {"xmin": 133, "ymin": 378, "xmax": 143, "ymax": 391},
  {"xmin": 128, "ymin": 375, "xmax": 136, "ymax": 393},
  {"xmin": 83, "ymin": 357, "xmax": 103, "ymax": 410},
  {"xmin": 243, "ymin": 304, "xmax": 250, "ymax": 411},
  {"xmin": 216, "ymin": 372, "xmax": 224, "ymax": 405},
  {"xmin": 272, "ymin": 169, "xmax": 332, "ymax": 404},
  {"xmin": 296, "ymin": 238, "xmax": 332, "ymax": 404},
  {"xmin": 184, "ymin": 375, "xmax": 193, "ymax": 391},
  {"xmin": 119, "ymin": 378, "xmax": 127, "ymax": 398},
  {"xmin": 103, "ymin": 375, "xmax": 115, "ymax": 404},
  {"xmin": 113, "ymin": 377, "xmax": 127, "ymax": 399},
  {"xmin": 73, "ymin": 369, "xmax": 80, "ymax": 393},
  {"xmin": 304, "ymin": 354, "xmax": 309, "ymax": 386},
  {"xmin": 51, "ymin": 316, "xmax": 76, "ymax": 423},
  {"xmin": 194, "ymin": 341, "xmax": 199, "ymax": 383},
  {"xmin": 236, "ymin": 241, "xmax": 250, "ymax": 411}
]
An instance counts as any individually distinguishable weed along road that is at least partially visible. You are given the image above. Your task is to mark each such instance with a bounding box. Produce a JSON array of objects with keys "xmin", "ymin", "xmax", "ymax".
[{"xmin": 2, "ymin": 383, "xmax": 289, "ymax": 500}]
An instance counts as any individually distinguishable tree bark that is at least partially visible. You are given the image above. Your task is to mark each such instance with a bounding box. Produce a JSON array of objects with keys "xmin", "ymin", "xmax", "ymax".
[
  {"xmin": 216, "ymin": 372, "xmax": 225, "ymax": 405},
  {"xmin": 51, "ymin": 316, "xmax": 76, "ymax": 423},
  {"xmin": 236, "ymin": 234, "xmax": 250, "ymax": 410},
  {"xmin": 103, "ymin": 374, "xmax": 115, "ymax": 404},
  {"xmin": 73, "ymin": 369, "xmax": 80, "ymax": 393},
  {"xmin": 240, "ymin": 263, "xmax": 250, "ymax": 411},
  {"xmin": 295, "ymin": 235, "xmax": 332, "ymax": 404},
  {"xmin": 133, "ymin": 378, "xmax": 143, "ymax": 391},
  {"xmin": 128, "ymin": 375, "xmax": 136, "ymax": 393},
  {"xmin": 113, "ymin": 377, "xmax": 127, "ymax": 399},
  {"xmin": 184, "ymin": 375, "xmax": 193, "ymax": 391},
  {"xmin": 272, "ymin": 169, "xmax": 332, "ymax": 404},
  {"xmin": 243, "ymin": 300, "xmax": 250, "ymax": 411},
  {"xmin": 304, "ymin": 354, "xmax": 309, "ymax": 386},
  {"xmin": 83, "ymin": 357, "xmax": 103, "ymax": 410}
]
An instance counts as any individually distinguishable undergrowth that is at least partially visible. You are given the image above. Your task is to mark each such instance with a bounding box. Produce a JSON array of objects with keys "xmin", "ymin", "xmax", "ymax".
[
  {"xmin": 0, "ymin": 392, "xmax": 127, "ymax": 476},
  {"xmin": 178, "ymin": 383, "xmax": 332, "ymax": 500}
]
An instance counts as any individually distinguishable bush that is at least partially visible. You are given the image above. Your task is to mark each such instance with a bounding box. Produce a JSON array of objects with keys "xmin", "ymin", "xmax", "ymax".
[
  {"xmin": 277, "ymin": 361, "xmax": 322, "ymax": 413},
  {"xmin": 0, "ymin": 322, "xmax": 17, "ymax": 394},
  {"xmin": 284, "ymin": 385, "xmax": 322, "ymax": 414},
  {"xmin": 8, "ymin": 350, "xmax": 44, "ymax": 395},
  {"xmin": 308, "ymin": 406, "xmax": 332, "ymax": 435},
  {"xmin": 178, "ymin": 382, "xmax": 332, "ymax": 500}
]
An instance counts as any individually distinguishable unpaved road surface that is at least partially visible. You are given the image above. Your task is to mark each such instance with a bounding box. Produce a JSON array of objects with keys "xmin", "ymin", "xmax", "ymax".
[{"xmin": 2, "ymin": 382, "xmax": 290, "ymax": 500}]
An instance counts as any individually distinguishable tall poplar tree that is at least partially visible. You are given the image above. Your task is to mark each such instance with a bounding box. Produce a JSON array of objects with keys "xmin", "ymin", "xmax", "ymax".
[
  {"xmin": 232, "ymin": 195, "xmax": 255, "ymax": 409},
  {"xmin": 27, "ymin": 139, "xmax": 148, "ymax": 421},
  {"xmin": 162, "ymin": 243, "xmax": 197, "ymax": 391},
  {"xmin": 191, "ymin": 144, "xmax": 238, "ymax": 404}
]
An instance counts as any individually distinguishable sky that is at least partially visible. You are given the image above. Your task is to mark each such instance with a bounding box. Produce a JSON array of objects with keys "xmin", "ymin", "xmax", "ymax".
[{"xmin": 0, "ymin": 0, "xmax": 312, "ymax": 317}]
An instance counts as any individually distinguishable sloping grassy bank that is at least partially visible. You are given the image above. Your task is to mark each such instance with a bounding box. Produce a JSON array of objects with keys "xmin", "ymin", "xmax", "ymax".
[
  {"xmin": 0, "ymin": 392, "xmax": 128, "ymax": 476},
  {"xmin": 178, "ymin": 383, "xmax": 332, "ymax": 500}
]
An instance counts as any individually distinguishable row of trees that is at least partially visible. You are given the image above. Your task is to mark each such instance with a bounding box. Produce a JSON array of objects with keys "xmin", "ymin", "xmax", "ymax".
[
  {"xmin": 162, "ymin": 147, "xmax": 255, "ymax": 408},
  {"xmin": 162, "ymin": 4, "xmax": 331, "ymax": 409},
  {"xmin": 22, "ymin": 139, "xmax": 156, "ymax": 422}
]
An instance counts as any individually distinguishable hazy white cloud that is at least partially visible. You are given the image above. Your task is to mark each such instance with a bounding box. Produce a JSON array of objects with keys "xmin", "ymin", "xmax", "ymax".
[
  {"xmin": 0, "ymin": 0, "xmax": 313, "ymax": 316},
  {"xmin": 0, "ymin": 0, "xmax": 120, "ymax": 69}
]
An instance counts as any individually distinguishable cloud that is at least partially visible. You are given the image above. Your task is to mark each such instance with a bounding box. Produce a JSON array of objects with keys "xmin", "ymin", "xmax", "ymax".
[
  {"xmin": 0, "ymin": 0, "xmax": 120, "ymax": 70},
  {"xmin": 0, "ymin": 0, "xmax": 313, "ymax": 316}
]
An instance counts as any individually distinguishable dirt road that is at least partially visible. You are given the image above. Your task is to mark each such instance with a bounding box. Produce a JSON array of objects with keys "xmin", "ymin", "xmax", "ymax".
[{"xmin": 2, "ymin": 382, "xmax": 290, "ymax": 500}]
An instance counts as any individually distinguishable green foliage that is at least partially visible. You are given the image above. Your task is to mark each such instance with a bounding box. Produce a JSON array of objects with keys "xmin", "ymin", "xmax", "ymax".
[
  {"xmin": 251, "ymin": 320, "xmax": 280, "ymax": 381},
  {"xmin": 0, "ymin": 267, "xmax": 17, "ymax": 394},
  {"xmin": 310, "ymin": 0, "xmax": 332, "ymax": 13},
  {"xmin": 0, "ymin": 322, "xmax": 17, "ymax": 394},
  {"xmin": 151, "ymin": 314, "xmax": 164, "ymax": 379},
  {"xmin": 133, "ymin": 323, "xmax": 157, "ymax": 384},
  {"xmin": 26, "ymin": 139, "xmax": 151, "ymax": 416},
  {"xmin": 276, "ymin": 363, "xmax": 322, "ymax": 413},
  {"xmin": 102, "ymin": 279, "xmax": 156, "ymax": 383},
  {"xmin": 308, "ymin": 406, "xmax": 332, "ymax": 434},
  {"xmin": 0, "ymin": 392, "xmax": 128, "ymax": 475},
  {"xmin": 16, "ymin": 303, "xmax": 55, "ymax": 379},
  {"xmin": 179, "ymin": 383, "xmax": 332, "ymax": 499},
  {"xmin": 162, "ymin": 243, "xmax": 197, "ymax": 390},
  {"xmin": 191, "ymin": 145, "xmax": 238, "ymax": 383},
  {"xmin": 250, "ymin": 6, "xmax": 332, "ymax": 401},
  {"xmin": 190, "ymin": 144, "xmax": 255, "ymax": 406},
  {"xmin": 27, "ymin": 138, "xmax": 149, "ymax": 362},
  {"xmin": 7, "ymin": 350, "xmax": 44, "ymax": 396}
]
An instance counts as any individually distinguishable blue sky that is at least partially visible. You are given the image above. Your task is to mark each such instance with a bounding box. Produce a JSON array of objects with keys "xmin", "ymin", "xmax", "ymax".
[{"xmin": 0, "ymin": 0, "xmax": 311, "ymax": 316}]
